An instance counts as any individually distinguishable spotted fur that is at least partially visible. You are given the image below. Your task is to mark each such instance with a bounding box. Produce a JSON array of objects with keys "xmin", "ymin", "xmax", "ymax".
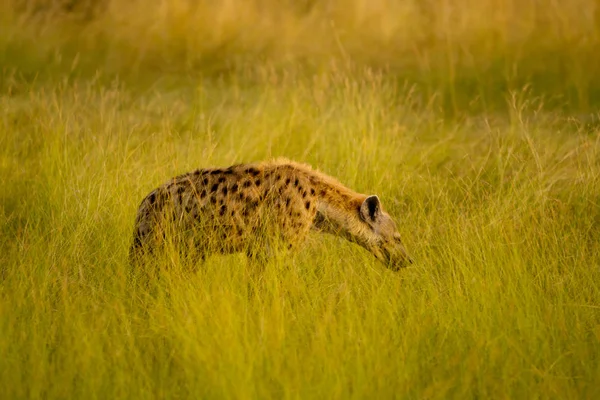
[{"xmin": 130, "ymin": 158, "xmax": 411, "ymax": 270}]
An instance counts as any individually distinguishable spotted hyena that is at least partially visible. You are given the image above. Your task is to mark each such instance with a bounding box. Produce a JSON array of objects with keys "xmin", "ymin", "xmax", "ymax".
[{"xmin": 130, "ymin": 159, "xmax": 412, "ymax": 270}]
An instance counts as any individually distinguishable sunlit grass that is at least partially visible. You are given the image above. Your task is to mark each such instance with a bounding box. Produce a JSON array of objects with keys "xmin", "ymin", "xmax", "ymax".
[
  {"xmin": 1, "ymin": 0, "xmax": 600, "ymax": 398},
  {"xmin": 2, "ymin": 69, "xmax": 599, "ymax": 399}
]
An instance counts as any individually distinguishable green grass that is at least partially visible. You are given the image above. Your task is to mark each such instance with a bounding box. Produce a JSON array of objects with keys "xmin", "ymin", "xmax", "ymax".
[{"xmin": 1, "ymin": 1, "xmax": 600, "ymax": 399}]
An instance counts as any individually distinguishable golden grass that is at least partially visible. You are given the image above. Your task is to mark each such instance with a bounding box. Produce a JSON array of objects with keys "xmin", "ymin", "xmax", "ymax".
[
  {"xmin": 3, "ymin": 0, "xmax": 600, "ymax": 111},
  {"xmin": 1, "ymin": 0, "xmax": 599, "ymax": 398}
]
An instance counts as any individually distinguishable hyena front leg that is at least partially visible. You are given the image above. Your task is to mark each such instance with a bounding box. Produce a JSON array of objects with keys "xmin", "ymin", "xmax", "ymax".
[{"xmin": 243, "ymin": 233, "xmax": 284, "ymax": 298}]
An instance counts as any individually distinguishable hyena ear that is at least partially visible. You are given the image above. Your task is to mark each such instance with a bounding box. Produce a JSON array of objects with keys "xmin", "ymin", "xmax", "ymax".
[{"xmin": 360, "ymin": 195, "xmax": 382, "ymax": 224}]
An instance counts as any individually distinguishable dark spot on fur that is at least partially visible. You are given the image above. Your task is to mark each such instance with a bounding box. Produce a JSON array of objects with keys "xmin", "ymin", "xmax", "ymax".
[
  {"xmin": 285, "ymin": 178, "xmax": 291, "ymax": 185},
  {"xmin": 222, "ymin": 187, "xmax": 228, "ymax": 196},
  {"xmin": 200, "ymin": 189, "xmax": 207, "ymax": 198},
  {"xmin": 132, "ymin": 235, "xmax": 142, "ymax": 249},
  {"xmin": 185, "ymin": 205, "xmax": 192, "ymax": 213},
  {"xmin": 148, "ymin": 192, "xmax": 156, "ymax": 204},
  {"xmin": 177, "ymin": 186, "xmax": 186, "ymax": 194},
  {"xmin": 239, "ymin": 192, "xmax": 245, "ymax": 201},
  {"xmin": 285, "ymin": 198, "xmax": 291, "ymax": 207},
  {"xmin": 194, "ymin": 169, "xmax": 201, "ymax": 175},
  {"xmin": 244, "ymin": 200, "xmax": 260, "ymax": 216},
  {"xmin": 230, "ymin": 209, "xmax": 236, "ymax": 217},
  {"xmin": 305, "ymin": 201, "xmax": 311, "ymax": 210},
  {"xmin": 219, "ymin": 205, "xmax": 227, "ymax": 216},
  {"xmin": 320, "ymin": 189, "xmax": 327, "ymax": 196},
  {"xmin": 255, "ymin": 179, "xmax": 261, "ymax": 186},
  {"xmin": 210, "ymin": 169, "xmax": 222, "ymax": 175},
  {"xmin": 202, "ymin": 178, "xmax": 209, "ymax": 185},
  {"xmin": 218, "ymin": 177, "xmax": 226, "ymax": 183},
  {"xmin": 247, "ymin": 167, "xmax": 260, "ymax": 176},
  {"xmin": 224, "ymin": 167, "xmax": 235, "ymax": 175},
  {"xmin": 210, "ymin": 196, "xmax": 217, "ymax": 204},
  {"xmin": 276, "ymin": 174, "xmax": 281, "ymax": 181},
  {"xmin": 242, "ymin": 202, "xmax": 259, "ymax": 217},
  {"xmin": 294, "ymin": 178, "xmax": 299, "ymax": 187},
  {"xmin": 301, "ymin": 190, "xmax": 306, "ymax": 198},
  {"xmin": 242, "ymin": 181, "xmax": 252, "ymax": 188},
  {"xmin": 231, "ymin": 183, "xmax": 238, "ymax": 193},
  {"xmin": 210, "ymin": 183, "xmax": 219, "ymax": 192},
  {"xmin": 310, "ymin": 188, "xmax": 315, "ymax": 195}
]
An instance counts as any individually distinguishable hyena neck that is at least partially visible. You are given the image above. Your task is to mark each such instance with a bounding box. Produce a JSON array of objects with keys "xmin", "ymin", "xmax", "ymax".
[
  {"xmin": 311, "ymin": 187, "xmax": 367, "ymax": 242},
  {"xmin": 264, "ymin": 158, "xmax": 368, "ymax": 239},
  {"xmin": 276, "ymin": 160, "xmax": 364, "ymax": 211},
  {"xmin": 313, "ymin": 196, "xmax": 360, "ymax": 234}
]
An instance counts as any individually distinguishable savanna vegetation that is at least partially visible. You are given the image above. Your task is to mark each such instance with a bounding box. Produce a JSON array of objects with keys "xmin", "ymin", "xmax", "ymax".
[{"xmin": 1, "ymin": 0, "xmax": 599, "ymax": 398}]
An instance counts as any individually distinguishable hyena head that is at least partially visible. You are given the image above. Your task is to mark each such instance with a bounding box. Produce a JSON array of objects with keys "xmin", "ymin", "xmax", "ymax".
[{"xmin": 355, "ymin": 195, "xmax": 412, "ymax": 270}]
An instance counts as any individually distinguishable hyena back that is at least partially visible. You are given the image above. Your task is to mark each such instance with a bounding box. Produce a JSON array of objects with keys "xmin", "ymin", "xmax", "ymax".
[{"xmin": 130, "ymin": 159, "xmax": 412, "ymax": 270}]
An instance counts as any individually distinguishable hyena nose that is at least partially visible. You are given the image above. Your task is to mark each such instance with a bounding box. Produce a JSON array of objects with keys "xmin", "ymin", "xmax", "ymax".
[
  {"xmin": 401, "ymin": 257, "xmax": 413, "ymax": 268},
  {"xmin": 388, "ymin": 254, "xmax": 412, "ymax": 270}
]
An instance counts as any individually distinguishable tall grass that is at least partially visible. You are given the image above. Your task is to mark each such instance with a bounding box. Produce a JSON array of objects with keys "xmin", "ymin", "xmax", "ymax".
[{"xmin": 1, "ymin": 0, "xmax": 600, "ymax": 399}]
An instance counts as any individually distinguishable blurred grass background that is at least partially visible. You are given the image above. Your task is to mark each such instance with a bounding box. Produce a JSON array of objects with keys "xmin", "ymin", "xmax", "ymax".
[
  {"xmin": 3, "ymin": 0, "xmax": 600, "ymax": 113},
  {"xmin": 1, "ymin": 0, "xmax": 599, "ymax": 399}
]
